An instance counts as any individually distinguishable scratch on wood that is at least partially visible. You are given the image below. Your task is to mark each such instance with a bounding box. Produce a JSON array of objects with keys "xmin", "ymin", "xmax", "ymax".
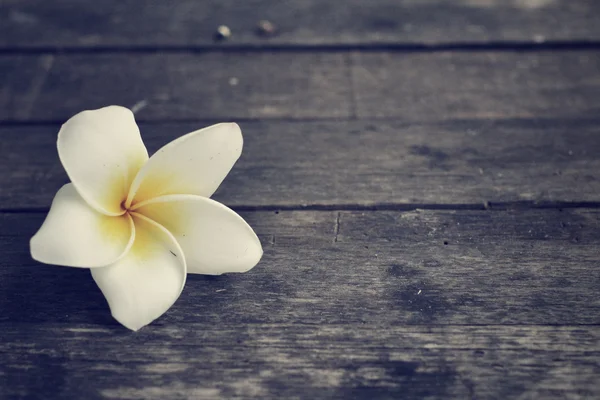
[
  {"xmin": 345, "ymin": 53, "xmax": 358, "ymax": 119},
  {"xmin": 19, "ymin": 55, "xmax": 54, "ymax": 120},
  {"xmin": 270, "ymin": 234, "xmax": 275, "ymax": 245},
  {"xmin": 334, "ymin": 212, "xmax": 341, "ymax": 242},
  {"xmin": 131, "ymin": 99, "xmax": 149, "ymax": 114}
]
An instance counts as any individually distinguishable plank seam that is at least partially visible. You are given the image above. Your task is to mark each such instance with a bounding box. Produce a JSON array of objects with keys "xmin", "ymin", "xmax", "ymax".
[
  {"xmin": 1, "ymin": 322, "xmax": 599, "ymax": 327},
  {"xmin": 2, "ymin": 40, "xmax": 600, "ymax": 54},
  {"xmin": 4, "ymin": 116, "xmax": 600, "ymax": 127},
  {"xmin": 2, "ymin": 116, "xmax": 600, "ymax": 127},
  {"xmin": 3, "ymin": 201, "xmax": 600, "ymax": 214}
]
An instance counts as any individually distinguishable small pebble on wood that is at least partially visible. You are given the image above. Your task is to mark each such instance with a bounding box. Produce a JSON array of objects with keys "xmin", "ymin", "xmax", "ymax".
[
  {"xmin": 257, "ymin": 20, "xmax": 277, "ymax": 36},
  {"xmin": 215, "ymin": 25, "xmax": 231, "ymax": 40}
]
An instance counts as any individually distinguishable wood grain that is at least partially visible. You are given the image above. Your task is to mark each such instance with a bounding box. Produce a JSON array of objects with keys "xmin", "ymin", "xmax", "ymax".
[
  {"xmin": 2, "ymin": 208, "xmax": 600, "ymax": 326},
  {"xmin": 1, "ymin": 51, "xmax": 600, "ymax": 123},
  {"xmin": 0, "ymin": 52, "xmax": 351, "ymax": 122},
  {"xmin": 2, "ymin": 2, "xmax": 599, "ymax": 398},
  {"xmin": 2, "ymin": 118, "xmax": 599, "ymax": 210},
  {"xmin": 1, "ymin": 0, "xmax": 600, "ymax": 49},
  {"xmin": 352, "ymin": 51, "xmax": 600, "ymax": 120},
  {"xmin": 1, "ymin": 208, "xmax": 600, "ymax": 398},
  {"xmin": 1, "ymin": 324, "xmax": 599, "ymax": 399},
  {"xmin": 0, "ymin": 54, "xmax": 54, "ymax": 120}
]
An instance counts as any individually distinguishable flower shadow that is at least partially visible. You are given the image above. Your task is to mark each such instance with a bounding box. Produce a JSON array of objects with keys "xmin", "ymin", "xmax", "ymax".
[{"xmin": 1, "ymin": 254, "xmax": 116, "ymax": 327}]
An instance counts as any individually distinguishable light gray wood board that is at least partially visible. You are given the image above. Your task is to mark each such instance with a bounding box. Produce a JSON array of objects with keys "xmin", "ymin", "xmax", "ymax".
[
  {"xmin": 2, "ymin": 51, "xmax": 600, "ymax": 122},
  {"xmin": 2, "ymin": 0, "xmax": 600, "ymax": 48},
  {"xmin": 1, "ymin": 324, "xmax": 599, "ymax": 399},
  {"xmin": 1, "ymin": 119, "xmax": 599, "ymax": 209},
  {"xmin": 2, "ymin": 209, "xmax": 600, "ymax": 325},
  {"xmin": 352, "ymin": 51, "xmax": 600, "ymax": 120}
]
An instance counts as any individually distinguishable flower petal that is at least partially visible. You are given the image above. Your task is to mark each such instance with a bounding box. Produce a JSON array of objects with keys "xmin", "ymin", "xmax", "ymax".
[
  {"xmin": 126, "ymin": 123, "xmax": 242, "ymax": 207},
  {"xmin": 133, "ymin": 195, "xmax": 262, "ymax": 275},
  {"xmin": 30, "ymin": 184, "xmax": 134, "ymax": 268},
  {"xmin": 91, "ymin": 212, "xmax": 186, "ymax": 331},
  {"xmin": 58, "ymin": 106, "xmax": 149, "ymax": 216}
]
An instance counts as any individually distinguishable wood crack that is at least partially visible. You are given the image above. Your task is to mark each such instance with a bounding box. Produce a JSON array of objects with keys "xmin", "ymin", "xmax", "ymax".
[{"xmin": 334, "ymin": 211, "xmax": 341, "ymax": 243}]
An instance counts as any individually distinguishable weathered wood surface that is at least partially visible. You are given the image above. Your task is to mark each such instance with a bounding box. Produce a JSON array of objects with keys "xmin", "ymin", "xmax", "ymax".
[
  {"xmin": 0, "ymin": 53, "xmax": 351, "ymax": 122},
  {"xmin": 2, "ymin": 0, "xmax": 600, "ymax": 49},
  {"xmin": 2, "ymin": 119, "xmax": 599, "ymax": 209},
  {"xmin": 2, "ymin": 51, "xmax": 600, "ymax": 122},
  {"xmin": 2, "ymin": 1, "xmax": 599, "ymax": 398},
  {"xmin": 352, "ymin": 51, "xmax": 600, "ymax": 119},
  {"xmin": 2, "ymin": 209, "xmax": 600, "ymax": 326},
  {"xmin": 1, "ymin": 209, "xmax": 600, "ymax": 398},
  {"xmin": 1, "ymin": 324, "xmax": 599, "ymax": 399}
]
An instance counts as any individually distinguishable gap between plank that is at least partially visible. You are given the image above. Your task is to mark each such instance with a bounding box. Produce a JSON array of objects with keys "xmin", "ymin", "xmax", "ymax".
[
  {"xmin": 0, "ymin": 322, "xmax": 598, "ymax": 327},
  {"xmin": 2, "ymin": 115, "xmax": 600, "ymax": 128},
  {"xmin": 1, "ymin": 40, "xmax": 600, "ymax": 55},
  {"xmin": 3, "ymin": 201, "xmax": 600, "ymax": 214}
]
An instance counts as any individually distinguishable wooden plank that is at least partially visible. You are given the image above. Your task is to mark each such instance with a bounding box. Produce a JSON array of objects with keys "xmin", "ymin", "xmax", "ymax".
[
  {"xmin": 1, "ymin": 324, "xmax": 599, "ymax": 399},
  {"xmin": 2, "ymin": 0, "xmax": 600, "ymax": 49},
  {"xmin": 2, "ymin": 209, "xmax": 600, "ymax": 325},
  {"xmin": 1, "ymin": 208, "xmax": 600, "ymax": 397},
  {"xmin": 0, "ymin": 54, "xmax": 55, "ymax": 120},
  {"xmin": 1, "ymin": 51, "xmax": 599, "ymax": 123},
  {"xmin": 1, "ymin": 118, "xmax": 599, "ymax": 209},
  {"xmin": 0, "ymin": 52, "xmax": 351, "ymax": 122},
  {"xmin": 352, "ymin": 51, "xmax": 600, "ymax": 120}
]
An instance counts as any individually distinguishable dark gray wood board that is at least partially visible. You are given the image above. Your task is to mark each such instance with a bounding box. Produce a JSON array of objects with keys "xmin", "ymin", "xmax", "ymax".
[
  {"xmin": 1, "ymin": 324, "xmax": 599, "ymax": 399},
  {"xmin": 0, "ymin": 52, "xmax": 352, "ymax": 122},
  {"xmin": 2, "ymin": 208, "xmax": 600, "ymax": 326},
  {"xmin": 352, "ymin": 50, "xmax": 600, "ymax": 120},
  {"xmin": 2, "ymin": 0, "xmax": 600, "ymax": 49},
  {"xmin": 1, "ymin": 208, "xmax": 600, "ymax": 398},
  {"xmin": 2, "ymin": 51, "xmax": 600, "ymax": 123},
  {"xmin": 2, "ymin": 119, "xmax": 599, "ymax": 209},
  {"xmin": 2, "ymin": 2, "xmax": 599, "ymax": 398}
]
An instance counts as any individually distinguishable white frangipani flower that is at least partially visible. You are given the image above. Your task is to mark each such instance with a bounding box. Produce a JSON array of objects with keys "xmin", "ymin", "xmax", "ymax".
[{"xmin": 30, "ymin": 106, "xmax": 263, "ymax": 331}]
